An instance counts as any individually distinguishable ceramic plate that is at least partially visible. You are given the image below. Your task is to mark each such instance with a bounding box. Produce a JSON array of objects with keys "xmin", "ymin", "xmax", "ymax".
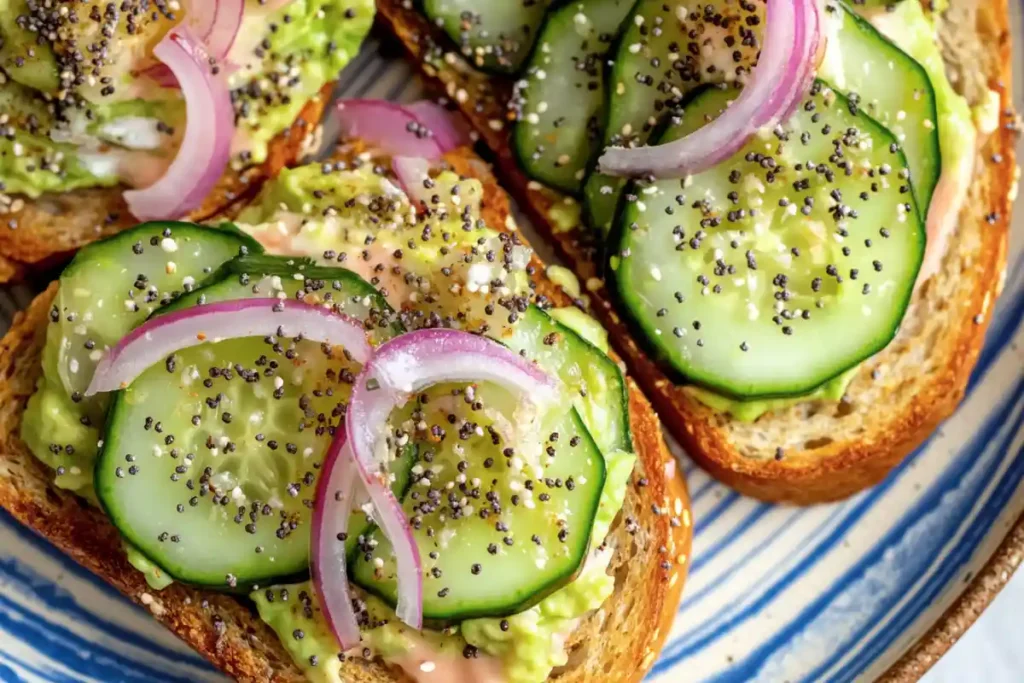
[{"xmin": 1, "ymin": 6, "xmax": 1021, "ymax": 682}]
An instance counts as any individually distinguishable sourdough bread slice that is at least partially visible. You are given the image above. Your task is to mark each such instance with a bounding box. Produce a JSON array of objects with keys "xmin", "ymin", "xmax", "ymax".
[
  {"xmin": 0, "ymin": 144, "xmax": 692, "ymax": 683},
  {"xmin": 0, "ymin": 83, "xmax": 333, "ymax": 285},
  {"xmin": 375, "ymin": 0, "xmax": 1019, "ymax": 504}
]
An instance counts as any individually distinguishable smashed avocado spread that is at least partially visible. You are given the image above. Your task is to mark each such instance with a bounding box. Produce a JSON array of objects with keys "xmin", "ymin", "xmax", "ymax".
[
  {"xmin": 688, "ymin": 367, "xmax": 859, "ymax": 423},
  {"xmin": 123, "ymin": 541, "xmax": 174, "ymax": 591},
  {"xmin": 0, "ymin": 79, "xmax": 184, "ymax": 198},
  {"xmin": 20, "ymin": 331, "xmax": 99, "ymax": 497},
  {"xmin": 226, "ymin": 0, "xmax": 373, "ymax": 164},
  {"xmin": 0, "ymin": 0, "xmax": 371, "ymax": 198}
]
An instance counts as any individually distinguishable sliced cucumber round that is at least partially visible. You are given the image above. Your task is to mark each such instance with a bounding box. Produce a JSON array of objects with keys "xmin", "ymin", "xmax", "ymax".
[
  {"xmin": 582, "ymin": 0, "xmax": 763, "ymax": 234},
  {"xmin": 422, "ymin": 0, "xmax": 553, "ymax": 74},
  {"xmin": 512, "ymin": 0, "xmax": 637, "ymax": 194},
  {"xmin": 613, "ymin": 81, "xmax": 925, "ymax": 399},
  {"xmin": 818, "ymin": 0, "xmax": 940, "ymax": 211},
  {"xmin": 349, "ymin": 303, "xmax": 619, "ymax": 622},
  {"xmin": 350, "ymin": 388, "xmax": 606, "ymax": 624},
  {"xmin": 500, "ymin": 306, "xmax": 631, "ymax": 456},
  {"xmin": 95, "ymin": 256, "xmax": 411, "ymax": 588},
  {"xmin": 54, "ymin": 222, "xmax": 262, "ymax": 426}
]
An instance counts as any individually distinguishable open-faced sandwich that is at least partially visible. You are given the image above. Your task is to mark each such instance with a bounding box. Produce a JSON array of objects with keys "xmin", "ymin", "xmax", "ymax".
[
  {"xmin": 0, "ymin": 100, "xmax": 691, "ymax": 682},
  {"xmin": 0, "ymin": 0, "xmax": 374, "ymax": 280},
  {"xmin": 376, "ymin": 0, "xmax": 1019, "ymax": 503}
]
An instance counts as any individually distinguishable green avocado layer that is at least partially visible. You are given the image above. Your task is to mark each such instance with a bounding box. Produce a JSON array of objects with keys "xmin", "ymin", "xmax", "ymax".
[{"xmin": 226, "ymin": 0, "xmax": 373, "ymax": 165}]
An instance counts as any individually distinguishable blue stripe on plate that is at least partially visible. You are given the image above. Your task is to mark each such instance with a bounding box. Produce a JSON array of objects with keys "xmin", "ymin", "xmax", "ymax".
[
  {"xmin": 655, "ymin": 472, "xmax": 907, "ymax": 671},
  {"xmin": 692, "ymin": 492, "xmax": 742, "ymax": 535},
  {"xmin": 0, "ymin": 654, "xmax": 29, "ymax": 683},
  {"xmin": 688, "ymin": 477, "xmax": 723, "ymax": 505},
  {"xmin": 0, "ymin": 562, "xmax": 210, "ymax": 676},
  {"xmin": 0, "ymin": 595, "xmax": 183, "ymax": 682},
  {"xmin": 681, "ymin": 507, "xmax": 808, "ymax": 608},
  {"xmin": 688, "ymin": 503, "xmax": 772, "ymax": 574},
  {"xmin": 705, "ymin": 381, "xmax": 1024, "ymax": 681},
  {"xmin": 836, "ymin": 441, "xmax": 1024, "ymax": 680},
  {"xmin": 0, "ymin": 515, "xmax": 208, "ymax": 667}
]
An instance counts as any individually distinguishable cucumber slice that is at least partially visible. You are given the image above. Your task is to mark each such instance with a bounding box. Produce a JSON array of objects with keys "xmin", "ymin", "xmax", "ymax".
[
  {"xmin": 350, "ymin": 391, "xmax": 606, "ymax": 623},
  {"xmin": 24, "ymin": 222, "xmax": 259, "ymax": 495},
  {"xmin": 350, "ymin": 304, "xmax": 618, "ymax": 622},
  {"xmin": 613, "ymin": 81, "xmax": 925, "ymax": 399},
  {"xmin": 164, "ymin": 255, "xmax": 415, "ymax": 561},
  {"xmin": 422, "ymin": 0, "xmax": 554, "ymax": 74},
  {"xmin": 582, "ymin": 0, "xmax": 763, "ymax": 233},
  {"xmin": 512, "ymin": 0, "xmax": 637, "ymax": 194},
  {"xmin": 501, "ymin": 306, "xmax": 630, "ymax": 456},
  {"xmin": 96, "ymin": 257, "xmax": 411, "ymax": 588},
  {"xmin": 54, "ymin": 222, "xmax": 262, "ymax": 424},
  {"xmin": 818, "ymin": 0, "xmax": 940, "ymax": 211}
]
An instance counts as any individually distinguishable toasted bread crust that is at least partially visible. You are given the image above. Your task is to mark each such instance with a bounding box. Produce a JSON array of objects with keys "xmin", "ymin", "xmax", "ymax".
[
  {"xmin": 374, "ymin": 0, "xmax": 1017, "ymax": 504},
  {"xmin": 0, "ymin": 254, "xmax": 24, "ymax": 283},
  {"xmin": 0, "ymin": 146, "xmax": 691, "ymax": 682},
  {"xmin": 0, "ymin": 83, "xmax": 332, "ymax": 284}
]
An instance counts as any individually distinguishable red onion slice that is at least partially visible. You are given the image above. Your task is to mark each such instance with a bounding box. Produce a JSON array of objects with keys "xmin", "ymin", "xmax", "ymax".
[
  {"xmin": 124, "ymin": 27, "xmax": 235, "ymax": 220},
  {"xmin": 143, "ymin": 0, "xmax": 244, "ymax": 87},
  {"xmin": 142, "ymin": 67, "xmax": 183, "ymax": 90},
  {"xmin": 345, "ymin": 329, "xmax": 561, "ymax": 629},
  {"xmin": 598, "ymin": 0, "xmax": 821, "ymax": 178},
  {"xmin": 391, "ymin": 156, "xmax": 432, "ymax": 205},
  {"xmin": 405, "ymin": 101, "xmax": 473, "ymax": 152},
  {"xmin": 311, "ymin": 437, "xmax": 363, "ymax": 650},
  {"xmin": 86, "ymin": 298, "xmax": 372, "ymax": 396},
  {"xmin": 342, "ymin": 101, "xmax": 472, "ymax": 204},
  {"xmin": 187, "ymin": 0, "xmax": 245, "ymax": 60},
  {"xmin": 336, "ymin": 445, "xmax": 423, "ymax": 630},
  {"xmin": 767, "ymin": 0, "xmax": 823, "ymax": 124},
  {"xmin": 333, "ymin": 100, "xmax": 446, "ymax": 160}
]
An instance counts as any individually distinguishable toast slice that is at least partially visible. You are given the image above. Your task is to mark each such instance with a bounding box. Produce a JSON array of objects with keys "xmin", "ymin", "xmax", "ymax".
[
  {"xmin": 0, "ymin": 83, "xmax": 333, "ymax": 285},
  {"xmin": 375, "ymin": 0, "xmax": 1019, "ymax": 504},
  {"xmin": 0, "ymin": 144, "xmax": 692, "ymax": 682}
]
